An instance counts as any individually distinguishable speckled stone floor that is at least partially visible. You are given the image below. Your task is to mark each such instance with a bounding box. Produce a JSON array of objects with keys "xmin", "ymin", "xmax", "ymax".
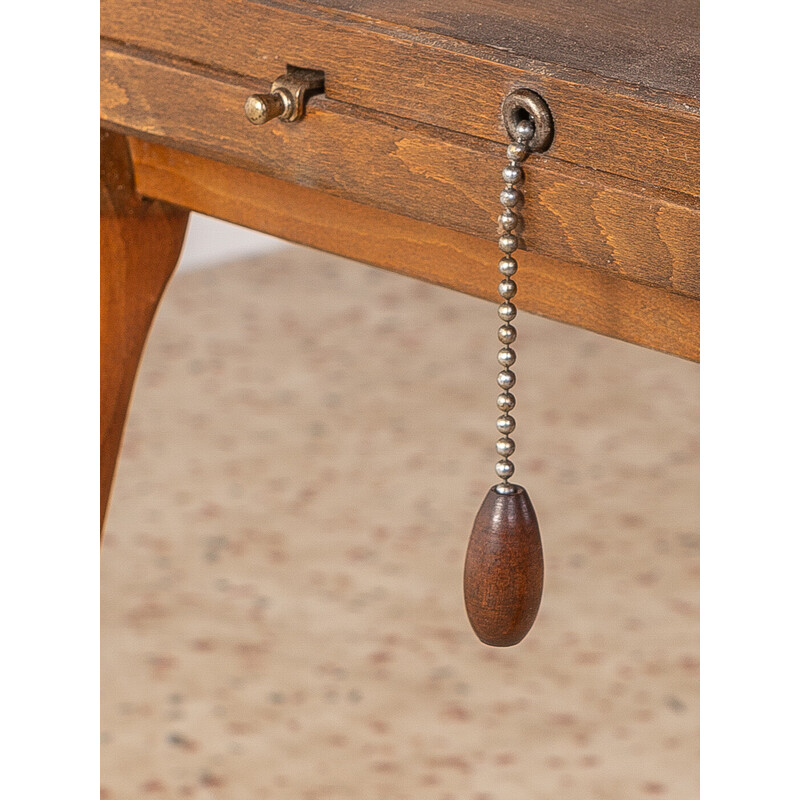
[{"xmin": 101, "ymin": 247, "xmax": 699, "ymax": 800}]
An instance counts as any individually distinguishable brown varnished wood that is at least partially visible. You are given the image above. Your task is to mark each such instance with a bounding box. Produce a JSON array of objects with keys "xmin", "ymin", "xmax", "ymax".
[
  {"xmin": 464, "ymin": 485, "xmax": 544, "ymax": 647},
  {"xmin": 128, "ymin": 138, "xmax": 699, "ymax": 360},
  {"xmin": 100, "ymin": 0, "xmax": 699, "ymax": 196},
  {"xmin": 312, "ymin": 0, "xmax": 699, "ymax": 99},
  {"xmin": 102, "ymin": 44, "xmax": 699, "ymax": 297},
  {"xmin": 100, "ymin": 129, "xmax": 189, "ymax": 530}
]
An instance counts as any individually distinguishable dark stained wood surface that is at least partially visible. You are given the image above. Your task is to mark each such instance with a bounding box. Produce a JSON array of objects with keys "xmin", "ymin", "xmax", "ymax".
[
  {"xmin": 464, "ymin": 484, "xmax": 544, "ymax": 647},
  {"xmin": 128, "ymin": 137, "xmax": 699, "ymax": 360},
  {"xmin": 314, "ymin": 0, "xmax": 700, "ymax": 99},
  {"xmin": 101, "ymin": 130, "xmax": 189, "ymax": 529},
  {"xmin": 102, "ymin": 43, "xmax": 698, "ymax": 297}
]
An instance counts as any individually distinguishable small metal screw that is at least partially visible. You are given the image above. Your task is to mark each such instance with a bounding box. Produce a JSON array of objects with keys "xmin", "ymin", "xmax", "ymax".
[{"xmin": 244, "ymin": 93, "xmax": 288, "ymax": 125}]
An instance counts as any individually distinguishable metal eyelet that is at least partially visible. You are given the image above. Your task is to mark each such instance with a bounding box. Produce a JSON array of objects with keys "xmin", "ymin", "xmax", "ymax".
[{"xmin": 501, "ymin": 89, "xmax": 554, "ymax": 152}]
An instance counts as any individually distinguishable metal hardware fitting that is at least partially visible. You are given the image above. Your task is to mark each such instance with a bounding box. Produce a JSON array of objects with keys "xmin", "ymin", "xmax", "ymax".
[
  {"xmin": 244, "ymin": 66, "xmax": 325, "ymax": 125},
  {"xmin": 501, "ymin": 89, "xmax": 554, "ymax": 152}
]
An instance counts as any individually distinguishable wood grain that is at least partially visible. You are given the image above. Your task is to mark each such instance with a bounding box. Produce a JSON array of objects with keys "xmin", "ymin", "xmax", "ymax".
[
  {"xmin": 464, "ymin": 484, "xmax": 544, "ymax": 647},
  {"xmin": 128, "ymin": 138, "xmax": 700, "ymax": 360},
  {"xmin": 102, "ymin": 43, "xmax": 699, "ymax": 297},
  {"xmin": 312, "ymin": 0, "xmax": 699, "ymax": 99},
  {"xmin": 101, "ymin": 129, "xmax": 189, "ymax": 530},
  {"xmin": 100, "ymin": 0, "xmax": 699, "ymax": 195}
]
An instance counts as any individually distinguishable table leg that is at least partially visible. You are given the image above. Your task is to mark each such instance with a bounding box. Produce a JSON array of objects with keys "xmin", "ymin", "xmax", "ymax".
[{"xmin": 100, "ymin": 129, "xmax": 189, "ymax": 533}]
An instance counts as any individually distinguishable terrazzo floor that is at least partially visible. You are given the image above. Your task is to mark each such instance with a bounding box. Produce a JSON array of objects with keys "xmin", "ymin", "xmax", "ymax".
[{"xmin": 101, "ymin": 246, "xmax": 699, "ymax": 799}]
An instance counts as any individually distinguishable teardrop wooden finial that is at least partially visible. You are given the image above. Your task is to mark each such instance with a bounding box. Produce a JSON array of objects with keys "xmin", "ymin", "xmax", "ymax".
[{"xmin": 464, "ymin": 485, "xmax": 544, "ymax": 646}]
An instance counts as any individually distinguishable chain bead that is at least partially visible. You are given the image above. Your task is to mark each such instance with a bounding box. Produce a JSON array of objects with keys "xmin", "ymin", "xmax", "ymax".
[
  {"xmin": 502, "ymin": 164, "xmax": 523, "ymax": 184},
  {"xmin": 498, "ymin": 210, "xmax": 518, "ymax": 232},
  {"xmin": 498, "ymin": 302, "xmax": 517, "ymax": 321},
  {"xmin": 500, "ymin": 187, "xmax": 521, "ymax": 207},
  {"xmin": 497, "ymin": 392, "xmax": 516, "ymax": 412},
  {"xmin": 497, "ymin": 369, "xmax": 516, "ymax": 389},
  {"xmin": 497, "ymin": 414, "xmax": 516, "ymax": 435},
  {"xmin": 498, "ymin": 324, "xmax": 516, "ymax": 344},
  {"xmin": 498, "ymin": 256, "xmax": 518, "ymax": 276},
  {"xmin": 495, "ymin": 459, "xmax": 515, "ymax": 479},
  {"xmin": 496, "ymin": 437, "xmax": 515, "ymax": 457},
  {"xmin": 498, "ymin": 279, "xmax": 517, "ymax": 299},
  {"xmin": 498, "ymin": 233, "xmax": 518, "ymax": 253},
  {"xmin": 498, "ymin": 347, "xmax": 516, "ymax": 367},
  {"xmin": 514, "ymin": 119, "xmax": 535, "ymax": 141},
  {"xmin": 507, "ymin": 142, "xmax": 528, "ymax": 161}
]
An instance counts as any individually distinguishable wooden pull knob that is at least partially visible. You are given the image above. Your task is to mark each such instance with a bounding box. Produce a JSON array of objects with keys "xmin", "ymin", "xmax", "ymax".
[{"xmin": 463, "ymin": 485, "xmax": 544, "ymax": 646}]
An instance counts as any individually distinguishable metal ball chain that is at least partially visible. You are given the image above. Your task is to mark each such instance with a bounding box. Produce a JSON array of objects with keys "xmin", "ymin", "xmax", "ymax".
[{"xmin": 494, "ymin": 118, "xmax": 535, "ymax": 494}]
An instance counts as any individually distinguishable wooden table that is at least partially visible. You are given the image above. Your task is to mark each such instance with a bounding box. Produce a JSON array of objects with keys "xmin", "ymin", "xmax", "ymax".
[{"xmin": 100, "ymin": 0, "xmax": 699, "ymax": 525}]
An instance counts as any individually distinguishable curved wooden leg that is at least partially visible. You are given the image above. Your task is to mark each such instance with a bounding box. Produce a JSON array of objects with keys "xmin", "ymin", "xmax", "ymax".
[{"xmin": 101, "ymin": 129, "xmax": 189, "ymax": 533}]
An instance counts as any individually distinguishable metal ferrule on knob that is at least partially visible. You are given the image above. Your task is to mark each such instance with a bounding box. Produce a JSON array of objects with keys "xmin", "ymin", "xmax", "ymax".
[{"xmin": 494, "ymin": 118, "xmax": 535, "ymax": 495}]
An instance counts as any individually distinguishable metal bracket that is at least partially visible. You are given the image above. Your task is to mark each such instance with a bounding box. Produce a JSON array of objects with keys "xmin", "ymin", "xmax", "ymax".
[{"xmin": 244, "ymin": 66, "xmax": 325, "ymax": 125}]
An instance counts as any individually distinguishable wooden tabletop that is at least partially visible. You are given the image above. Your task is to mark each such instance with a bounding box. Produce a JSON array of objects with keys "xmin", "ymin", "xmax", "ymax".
[{"xmin": 315, "ymin": 0, "xmax": 699, "ymax": 98}]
